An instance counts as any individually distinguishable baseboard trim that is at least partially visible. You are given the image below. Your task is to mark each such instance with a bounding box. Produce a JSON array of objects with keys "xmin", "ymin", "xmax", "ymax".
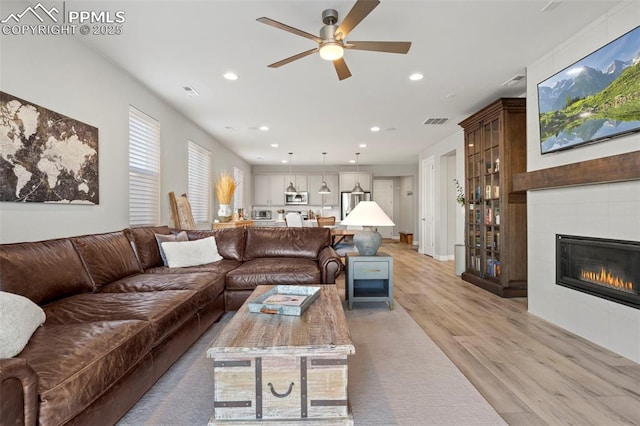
[{"xmin": 434, "ymin": 254, "xmax": 454, "ymax": 261}]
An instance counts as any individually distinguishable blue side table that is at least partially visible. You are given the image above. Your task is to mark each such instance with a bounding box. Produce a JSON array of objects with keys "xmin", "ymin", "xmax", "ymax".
[{"xmin": 345, "ymin": 252, "xmax": 394, "ymax": 310}]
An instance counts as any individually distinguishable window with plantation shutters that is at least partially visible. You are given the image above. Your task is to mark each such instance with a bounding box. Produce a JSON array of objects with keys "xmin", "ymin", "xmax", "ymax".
[
  {"xmin": 234, "ymin": 166, "xmax": 244, "ymax": 211},
  {"xmin": 128, "ymin": 106, "xmax": 160, "ymax": 226},
  {"xmin": 188, "ymin": 141, "xmax": 211, "ymax": 223}
]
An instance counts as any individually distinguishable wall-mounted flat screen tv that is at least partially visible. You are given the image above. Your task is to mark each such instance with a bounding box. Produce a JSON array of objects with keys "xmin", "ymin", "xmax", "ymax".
[{"xmin": 538, "ymin": 25, "xmax": 640, "ymax": 154}]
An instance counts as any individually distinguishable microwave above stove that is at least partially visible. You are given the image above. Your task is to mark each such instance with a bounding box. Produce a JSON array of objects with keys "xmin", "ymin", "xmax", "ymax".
[{"xmin": 285, "ymin": 192, "xmax": 308, "ymax": 205}]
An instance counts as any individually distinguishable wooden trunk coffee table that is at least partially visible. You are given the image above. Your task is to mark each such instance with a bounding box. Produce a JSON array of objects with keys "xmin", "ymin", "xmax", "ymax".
[{"xmin": 207, "ymin": 285, "xmax": 355, "ymax": 425}]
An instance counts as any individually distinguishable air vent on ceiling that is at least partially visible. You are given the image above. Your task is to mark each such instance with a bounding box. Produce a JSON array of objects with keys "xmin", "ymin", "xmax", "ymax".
[
  {"xmin": 541, "ymin": 1, "xmax": 560, "ymax": 12},
  {"xmin": 502, "ymin": 74, "xmax": 526, "ymax": 87},
  {"xmin": 183, "ymin": 86, "xmax": 199, "ymax": 96},
  {"xmin": 424, "ymin": 118, "xmax": 449, "ymax": 125}
]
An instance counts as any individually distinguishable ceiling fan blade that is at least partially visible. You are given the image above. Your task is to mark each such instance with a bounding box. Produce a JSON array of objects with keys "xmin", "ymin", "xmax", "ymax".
[
  {"xmin": 257, "ymin": 17, "xmax": 323, "ymax": 44},
  {"xmin": 267, "ymin": 48, "xmax": 318, "ymax": 68},
  {"xmin": 333, "ymin": 58, "xmax": 352, "ymax": 80},
  {"xmin": 336, "ymin": 0, "xmax": 380, "ymax": 40},
  {"xmin": 345, "ymin": 41, "xmax": 411, "ymax": 54}
]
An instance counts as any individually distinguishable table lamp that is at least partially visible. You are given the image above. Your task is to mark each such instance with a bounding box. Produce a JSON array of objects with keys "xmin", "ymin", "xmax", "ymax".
[{"xmin": 340, "ymin": 201, "xmax": 395, "ymax": 255}]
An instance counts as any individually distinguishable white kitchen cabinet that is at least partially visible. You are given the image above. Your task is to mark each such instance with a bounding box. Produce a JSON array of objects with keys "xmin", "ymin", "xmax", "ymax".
[
  {"xmin": 253, "ymin": 174, "xmax": 285, "ymax": 206},
  {"xmin": 282, "ymin": 174, "xmax": 307, "ymax": 192},
  {"xmin": 294, "ymin": 174, "xmax": 308, "ymax": 192},
  {"xmin": 308, "ymin": 174, "xmax": 339, "ymax": 206},
  {"xmin": 339, "ymin": 172, "xmax": 372, "ymax": 193}
]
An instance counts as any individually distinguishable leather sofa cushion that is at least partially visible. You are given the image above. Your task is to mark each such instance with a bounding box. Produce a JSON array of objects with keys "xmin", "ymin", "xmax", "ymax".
[
  {"xmin": 186, "ymin": 228, "xmax": 245, "ymax": 261},
  {"xmin": 72, "ymin": 231, "xmax": 143, "ymax": 289},
  {"xmin": 99, "ymin": 272, "xmax": 226, "ymax": 310},
  {"xmin": 19, "ymin": 320, "xmax": 152, "ymax": 426},
  {"xmin": 145, "ymin": 259, "xmax": 241, "ymax": 276},
  {"xmin": 125, "ymin": 226, "xmax": 173, "ymax": 270},
  {"xmin": 43, "ymin": 291, "xmax": 199, "ymax": 345},
  {"xmin": 0, "ymin": 238, "xmax": 94, "ymax": 305},
  {"xmin": 224, "ymin": 289, "xmax": 254, "ymax": 311},
  {"xmin": 226, "ymin": 258, "xmax": 321, "ymax": 290},
  {"xmin": 243, "ymin": 228, "xmax": 330, "ymax": 261}
]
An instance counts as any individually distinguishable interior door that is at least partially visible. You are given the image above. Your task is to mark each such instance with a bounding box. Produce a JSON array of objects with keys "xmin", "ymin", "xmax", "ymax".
[
  {"xmin": 373, "ymin": 179, "xmax": 394, "ymax": 239},
  {"xmin": 421, "ymin": 156, "xmax": 435, "ymax": 257}
]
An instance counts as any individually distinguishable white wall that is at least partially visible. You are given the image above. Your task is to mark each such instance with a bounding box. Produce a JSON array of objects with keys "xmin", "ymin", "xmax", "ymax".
[
  {"xmin": 526, "ymin": 2, "xmax": 640, "ymax": 362},
  {"xmin": 418, "ymin": 130, "xmax": 465, "ymax": 260},
  {"xmin": 0, "ymin": 28, "xmax": 251, "ymax": 243},
  {"xmin": 399, "ymin": 176, "xmax": 415, "ymax": 238}
]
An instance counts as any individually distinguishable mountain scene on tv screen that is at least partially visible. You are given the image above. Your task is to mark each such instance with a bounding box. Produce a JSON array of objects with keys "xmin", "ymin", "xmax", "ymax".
[{"xmin": 538, "ymin": 27, "xmax": 640, "ymax": 154}]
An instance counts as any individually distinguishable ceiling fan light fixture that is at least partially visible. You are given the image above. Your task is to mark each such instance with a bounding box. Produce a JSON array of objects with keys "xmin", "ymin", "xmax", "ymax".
[{"xmin": 319, "ymin": 42, "xmax": 344, "ymax": 61}]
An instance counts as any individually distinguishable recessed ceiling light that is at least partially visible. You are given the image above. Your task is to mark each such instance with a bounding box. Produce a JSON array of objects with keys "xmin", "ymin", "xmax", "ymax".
[
  {"xmin": 370, "ymin": 126, "xmax": 380, "ymax": 132},
  {"xmin": 259, "ymin": 126, "xmax": 269, "ymax": 131},
  {"xmin": 349, "ymin": 159, "xmax": 356, "ymax": 164},
  {"xmin": 409, "ymin": 73, "xmax": 423, "ymax": 81},
  {"xmin": 271, "ymin": 143, "xmax": 279, "ymax": 148},
  {"xmin": 281, "ymin": 159, "xmax": 288, "ymax": 163},
  {"xmin": 359, "ymin": 143, "xmax": 367, "ymax": 148},
  {"xmin": 223, "ymin": 72, "xmax": 238, "ymax": 81}
]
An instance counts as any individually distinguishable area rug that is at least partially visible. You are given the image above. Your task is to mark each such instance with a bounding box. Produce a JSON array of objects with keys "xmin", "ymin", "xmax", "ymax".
[{"xmin": 118, "ymin": 302, "xmax": 505, "ymax": 425}]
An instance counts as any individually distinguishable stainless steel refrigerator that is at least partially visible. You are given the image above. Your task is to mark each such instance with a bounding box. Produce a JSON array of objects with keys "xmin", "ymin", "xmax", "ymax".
[{"xmin": 341, "ymin": 191, "xmax": 371, "ymax": 220}]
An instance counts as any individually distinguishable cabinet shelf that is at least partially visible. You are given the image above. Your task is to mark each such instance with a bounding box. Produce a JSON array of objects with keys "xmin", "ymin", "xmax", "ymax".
[{"xmin": 460, "ymin": 98, "xmax": 527, "ymax": 298}]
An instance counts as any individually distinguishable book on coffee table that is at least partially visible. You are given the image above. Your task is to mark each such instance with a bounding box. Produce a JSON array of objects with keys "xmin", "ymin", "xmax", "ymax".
[{"xmin": 262, "ymin": 294, "xmax": 307, "ymax": 306}]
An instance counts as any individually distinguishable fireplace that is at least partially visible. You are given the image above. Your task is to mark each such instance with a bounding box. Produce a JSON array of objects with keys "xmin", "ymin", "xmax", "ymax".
[{"xmin": 556, "ymin": 235, "xmax": 640, "ymax": 309}]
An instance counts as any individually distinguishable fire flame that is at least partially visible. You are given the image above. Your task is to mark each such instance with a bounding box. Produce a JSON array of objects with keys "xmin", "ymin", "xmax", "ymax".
[{"xmin": 580, "ymin": 267, "xmax": 634, "ymax": 292}]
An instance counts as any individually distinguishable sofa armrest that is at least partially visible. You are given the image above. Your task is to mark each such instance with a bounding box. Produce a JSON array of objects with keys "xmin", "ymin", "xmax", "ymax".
[
  {"xmin": 318, "ymin": 246, "xmax": 343, "ymax": 284},
  {"xmin": 0, "ymin": 358, "xmax": 38, "ymax": 426}
]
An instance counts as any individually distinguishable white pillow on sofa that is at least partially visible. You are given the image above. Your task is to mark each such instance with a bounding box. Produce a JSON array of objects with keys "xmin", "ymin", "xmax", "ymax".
[
  {"xmin": 155, "ymin": 231, "xmax": 188, "ymax": 266},
  {"xmin": 0, "ymin": 291, "xmax": 46, "ymax": 358},
  {"xmin": 161, "ymin": 236, "xmax": 223, "ymax": 268}
]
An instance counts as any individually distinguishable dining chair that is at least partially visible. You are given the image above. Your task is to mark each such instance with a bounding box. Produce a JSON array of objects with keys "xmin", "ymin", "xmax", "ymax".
[
  {"xmin": 285, "ymin": 212, "xmax": 303, "ymax": 227},
  {"xmin": 317, "ymin": 216, "xmax": 336, "ymax": 228}
]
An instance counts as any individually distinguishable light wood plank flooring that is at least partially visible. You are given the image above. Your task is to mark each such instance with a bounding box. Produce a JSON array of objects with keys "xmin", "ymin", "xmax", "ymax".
[{"xmin": 357, "ymin": 240, "xmax": 640, "ymax": 425}]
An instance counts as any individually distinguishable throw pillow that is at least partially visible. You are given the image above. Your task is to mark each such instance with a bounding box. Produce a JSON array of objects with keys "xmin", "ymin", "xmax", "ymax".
[
  {"xmin": 155, "ymin": 231, "xmax": 188, "ymax": 266},
  {"xmin": 161, "ymin": 236, "xmax": 223, "ymax": 268},
  {"xmin": 0, "ymin": 291, "xmax": 46, "ymax": 358}
]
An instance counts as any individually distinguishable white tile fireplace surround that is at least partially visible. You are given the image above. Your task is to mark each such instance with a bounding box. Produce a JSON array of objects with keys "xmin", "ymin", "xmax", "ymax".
[
  {"xmin": 527, "ymin": 181, "xmax": 640, "ymax": 363},
  {"xmin": 524, "ymin": 0, "xmax": 640, "ymax": 363}
]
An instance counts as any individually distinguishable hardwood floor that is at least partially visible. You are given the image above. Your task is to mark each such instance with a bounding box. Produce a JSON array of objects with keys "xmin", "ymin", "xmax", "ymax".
[{"xmin": 369, "ymin": 240, "xmax": 640, "ymax": 425}]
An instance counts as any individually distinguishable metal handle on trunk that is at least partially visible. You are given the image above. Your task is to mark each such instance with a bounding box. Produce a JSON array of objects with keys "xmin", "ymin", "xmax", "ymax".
[{"xmin": 267, "ymin": 382, "xmax": 294, "ymax": 398}]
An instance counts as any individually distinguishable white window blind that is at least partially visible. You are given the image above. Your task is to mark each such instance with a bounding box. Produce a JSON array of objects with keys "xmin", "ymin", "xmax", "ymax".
[
  {"xmin": 129, "ymin": 106, "xmax": 160, "ymax": 226},
  {"xmin": 188, "ymin": 141, "xmax": 211, "ymax": 223},
  {"xmin": 234, "ymin": 166, "xmax": 244, "ymax": 211}
]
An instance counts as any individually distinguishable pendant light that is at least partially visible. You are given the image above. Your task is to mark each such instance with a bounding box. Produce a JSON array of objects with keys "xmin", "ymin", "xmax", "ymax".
[
  {"xmin": 318, "ymin": 152, "xmax": 331, "ymax": 194},
  {"xmin": 351, "ymin": 152, "xmax": 364, "ymax": 194},
  {"xmin": 285, "ymin": 152, "xmax": 297, "ymax": 194}
]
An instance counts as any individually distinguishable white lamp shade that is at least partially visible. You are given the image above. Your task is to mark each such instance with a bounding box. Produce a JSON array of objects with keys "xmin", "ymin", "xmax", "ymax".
[{"xmin": 340, "ymin": 201, "xmax": 395, "ymax": 227}]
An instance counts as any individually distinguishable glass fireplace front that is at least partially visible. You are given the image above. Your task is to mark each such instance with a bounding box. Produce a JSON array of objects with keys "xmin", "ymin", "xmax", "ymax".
[{"xmin": 556, "ymin": 234, "xmax": 640, "ymax": 309}]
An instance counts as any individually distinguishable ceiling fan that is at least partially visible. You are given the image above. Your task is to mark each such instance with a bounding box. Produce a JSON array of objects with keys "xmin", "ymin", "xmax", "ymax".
[{"xmin": 257, "ymin": 0, "xmax": 411, "ymax": 80}]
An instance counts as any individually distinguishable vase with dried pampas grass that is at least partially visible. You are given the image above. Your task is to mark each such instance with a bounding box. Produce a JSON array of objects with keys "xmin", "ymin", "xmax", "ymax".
[{"xmin": 215, "ymin": 172, "xmax": 236, "ymax": 222}]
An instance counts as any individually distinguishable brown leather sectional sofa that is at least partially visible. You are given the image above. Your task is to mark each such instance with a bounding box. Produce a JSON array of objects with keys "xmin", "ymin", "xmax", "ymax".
[{"xmin": 0, "ymin": 226, "xmax": 341, "ymax": 425}]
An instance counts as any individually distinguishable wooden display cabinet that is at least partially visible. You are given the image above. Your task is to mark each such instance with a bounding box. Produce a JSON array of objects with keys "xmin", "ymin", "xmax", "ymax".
[{"xmin": 459, "ymin": 98, "xmax": 527, "ymax": 297}]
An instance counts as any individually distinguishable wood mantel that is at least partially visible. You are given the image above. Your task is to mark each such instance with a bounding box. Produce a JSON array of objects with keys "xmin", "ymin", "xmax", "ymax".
[{"xmin": 513, "ymin": 151, "xmax": 640, "ymax": 192}]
